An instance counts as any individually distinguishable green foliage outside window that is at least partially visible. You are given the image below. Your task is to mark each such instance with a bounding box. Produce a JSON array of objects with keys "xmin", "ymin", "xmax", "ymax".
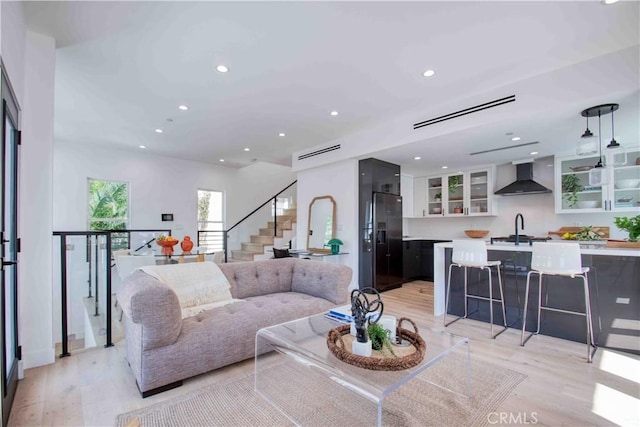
[{"xmin": 88, "ymin": 180, "xmax": 129, "ymax": 231}]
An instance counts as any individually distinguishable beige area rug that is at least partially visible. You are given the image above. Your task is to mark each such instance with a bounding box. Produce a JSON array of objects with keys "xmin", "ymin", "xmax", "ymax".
[{"xmin": 115, "ymin": 357, "xmax": 526, "ymax": 427}]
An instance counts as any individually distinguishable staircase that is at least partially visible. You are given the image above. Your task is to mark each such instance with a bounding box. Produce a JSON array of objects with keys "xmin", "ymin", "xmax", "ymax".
[{"xmin": 229, "ymin": 207, "xmax": 297, "ymax": 262}]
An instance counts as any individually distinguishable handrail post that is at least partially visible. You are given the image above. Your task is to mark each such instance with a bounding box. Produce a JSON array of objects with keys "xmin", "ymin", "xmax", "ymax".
[
  {"xmin": 223, "ymin": 232, "xmax": 228, "ymax": 263},
  {"xmin": 273, "ymin": 196, "xmax": 277, "ymax": 237},
  {"xmin": 94, "ymin": 236, "xmax": 99, "ymax": 316},
  {"xmin": 105, "ymin": 232, "xmax": 113, "ymax": 348},
  {"xmin": 86, "ymin": 235, "xmax": 92, "ymax": 298},
  {"xmin": 59, "ymin": 234, "xmax": 70, "ymax": 358}
]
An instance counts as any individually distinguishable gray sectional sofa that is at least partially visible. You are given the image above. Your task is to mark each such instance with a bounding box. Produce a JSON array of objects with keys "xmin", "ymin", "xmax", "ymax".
[{"xmin": 118, "ymin": 258, "xmax": 352, "ymax": 396}]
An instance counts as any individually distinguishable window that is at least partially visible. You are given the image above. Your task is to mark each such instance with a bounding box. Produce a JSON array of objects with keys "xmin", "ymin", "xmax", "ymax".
[
  {"xmin": 198, "ymin": 189, "xmax": 224, "ymax": 251},
  {"xmin": 88, "ymin": 179, "xmax": 129, "ymax": 231}
]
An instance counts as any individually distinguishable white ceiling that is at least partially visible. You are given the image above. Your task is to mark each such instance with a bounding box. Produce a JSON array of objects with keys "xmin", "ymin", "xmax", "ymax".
[{"xmin": 23, "ymin": 1, "xmax": 640, "ymax": 172}]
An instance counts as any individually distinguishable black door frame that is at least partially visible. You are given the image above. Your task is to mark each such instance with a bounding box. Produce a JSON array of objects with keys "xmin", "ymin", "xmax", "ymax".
[{"xmin": 1, "ymin": 68, "xmax": 21, "ymax": 427}]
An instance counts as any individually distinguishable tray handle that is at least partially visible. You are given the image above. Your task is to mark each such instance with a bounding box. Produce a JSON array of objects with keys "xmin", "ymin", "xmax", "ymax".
[{"xmin": 397, "ymin": 317, "xmax": 419, "ymax": 344}]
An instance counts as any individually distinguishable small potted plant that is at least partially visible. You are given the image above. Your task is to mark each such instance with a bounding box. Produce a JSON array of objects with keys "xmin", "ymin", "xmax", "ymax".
[
  {"xmin": 614, "ymin": 215, "xmax": 640, "ymax": 243},
  {"xmin": 367, "ymin": 323, "xmax": 396, "ymax": 356},
  {"xmin": 434, "ymin": 192, "xmax": 442, "ymax": 201}
]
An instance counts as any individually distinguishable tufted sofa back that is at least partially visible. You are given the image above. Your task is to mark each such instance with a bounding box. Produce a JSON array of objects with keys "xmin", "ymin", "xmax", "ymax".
[
  {"xmin": 219, "ymin": 258, "xmax": 350, "ymax": 304},
  {"xmin": 219, "ymin": 258, "xmax": 295, "ymax": 298}
]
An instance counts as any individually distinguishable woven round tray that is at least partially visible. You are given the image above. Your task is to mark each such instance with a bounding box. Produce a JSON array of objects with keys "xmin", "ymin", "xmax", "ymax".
[{"xmin": 326, "ymin": 317, "xmax": 426, "ymax": 371}]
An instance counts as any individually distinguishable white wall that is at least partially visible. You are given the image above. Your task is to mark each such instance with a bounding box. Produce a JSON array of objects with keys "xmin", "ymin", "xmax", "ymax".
[
  {"xmin": 53, "ymin": 142, "xmax": 296, "ymax": 240},
  {"xmin": 296, "ymin": 159, "xmax": 359, "ymax": 290},
  {"xmin": 19, "ymin": 30, "xmax": 56, "ymax": 368},
  {"xmin": 404, "ymin": 158, "xmax": 629, "ymax": 240},
  {"xmin": 1, "ymin": 1, "xmax": 26, "ymax": 103}
]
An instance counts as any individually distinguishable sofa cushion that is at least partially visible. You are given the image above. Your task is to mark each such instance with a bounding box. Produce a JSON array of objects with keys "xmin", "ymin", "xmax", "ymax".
[{"xmin": 141, "ymin": 261, "xmax": 232, "ymax": 308}]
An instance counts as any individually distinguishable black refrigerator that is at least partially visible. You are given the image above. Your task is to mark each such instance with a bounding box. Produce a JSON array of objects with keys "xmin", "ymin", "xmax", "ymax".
[
  {"xmin": 372, "ymin": 192, "xmax": 404, "ymax": 292},
  {"xmin": 359, "ymin": 158, "xmax": 403, "ymax": 293}
]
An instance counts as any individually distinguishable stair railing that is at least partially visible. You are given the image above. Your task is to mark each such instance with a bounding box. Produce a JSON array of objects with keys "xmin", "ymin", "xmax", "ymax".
[{"xmin": 198, "ymin": 181, "xmax": 297, "ymax": 262}]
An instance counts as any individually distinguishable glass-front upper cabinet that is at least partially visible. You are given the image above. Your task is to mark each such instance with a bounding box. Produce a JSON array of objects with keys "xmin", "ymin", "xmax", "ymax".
[
  {"xmin": 611, "ymin": 148, "xmax": 640, "ymax": 211},
  {"xmin": 422, "ymin": 166, "xmax": 496, "ymax": 217},
  {"xmin": 555, "ymin": 149, "xmax": 640, "ymax": 213},
  {"xmin": 467, "ymin": 169, "xmax": 490, "ymax": 215},
  {"xmin": 426, "ymin": 176, "xmax": 443, "ymax": 216},
  {"xmin": 445, "ymin": 172, "xmax": 465, "ymax": 215}
]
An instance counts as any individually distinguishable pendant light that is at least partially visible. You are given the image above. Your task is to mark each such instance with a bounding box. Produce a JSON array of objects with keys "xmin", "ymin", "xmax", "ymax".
[
  {"xmin": 605, "ymin": 104, "xmax": 627, "ymax": 166},
  {"xmin": 580, "ymin": 103, "xmax": 618, "ymax": 186},
  {"xmin": 576, "ymin": 114, "xmax": 597, "ymax": 156},
  {"xmin": 589, "ymin": 107, "xmax": 607, "ymax": 186}
]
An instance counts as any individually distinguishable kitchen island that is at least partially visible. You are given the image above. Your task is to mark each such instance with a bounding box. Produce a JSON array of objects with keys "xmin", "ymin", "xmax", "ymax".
[{"xmin": 434, "ymin": 241, "xmax": 640, "ymax": 354}]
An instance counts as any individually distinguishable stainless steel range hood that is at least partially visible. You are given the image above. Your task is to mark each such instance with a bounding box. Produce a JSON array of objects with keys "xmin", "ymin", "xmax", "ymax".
[{"xmin": 495, "ymin": 162, "xmax": 552, "ymax": 195}]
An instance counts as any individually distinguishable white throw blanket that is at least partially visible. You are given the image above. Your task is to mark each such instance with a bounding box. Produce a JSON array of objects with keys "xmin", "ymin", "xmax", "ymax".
[{"xmin": 140, "ymin": 262, "xmax": 237, "ymax": 315}]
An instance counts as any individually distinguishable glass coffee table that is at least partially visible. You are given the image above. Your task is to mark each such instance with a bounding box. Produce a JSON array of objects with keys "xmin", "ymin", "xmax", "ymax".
[{"xmin": 255, "ymin": 313, "xmax": 470, "ymax": 426}]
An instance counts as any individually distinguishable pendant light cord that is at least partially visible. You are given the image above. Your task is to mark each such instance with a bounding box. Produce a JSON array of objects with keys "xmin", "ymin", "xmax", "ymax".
[
  {"xmin": 597, "ymin": 110, "xmax": 603, "ymax": 167},
  {"xmin": 610, "ymin": 106, "xmax": 616, "ymax": 145}
]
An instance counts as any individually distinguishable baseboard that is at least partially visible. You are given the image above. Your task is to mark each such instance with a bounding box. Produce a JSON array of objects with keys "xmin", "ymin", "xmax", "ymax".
[{"xmin": 22, "ymin": 347, "xmax": 56, "ymax": 369}]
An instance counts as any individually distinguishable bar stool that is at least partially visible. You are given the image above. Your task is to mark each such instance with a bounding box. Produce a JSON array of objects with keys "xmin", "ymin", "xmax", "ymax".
[
  {"xmin": 444, "ymin": 240, "xmax": 507, "ymax": 339},
  {"xmin": 520, "ymin": 242, "xmax": 595, "ymax": 363}
]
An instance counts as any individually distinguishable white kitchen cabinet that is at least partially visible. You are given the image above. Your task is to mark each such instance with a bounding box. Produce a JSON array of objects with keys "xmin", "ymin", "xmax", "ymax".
[
  {"xmin": 412, "ymin": 177, "xmax": 427, "ymax": 217},
  {"xmin": 400, "ymin": 174, "xmax": 414, "ymax": 217},
  {"xmin": 555, "ymin": 148, "xmax": 640, "ymax": 213}
]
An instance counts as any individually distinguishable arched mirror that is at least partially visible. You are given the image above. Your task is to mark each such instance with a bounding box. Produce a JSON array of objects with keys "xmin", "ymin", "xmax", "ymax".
[{"xmin": 307, "ymin": 195, "xmax": 336, "ymax": 253}]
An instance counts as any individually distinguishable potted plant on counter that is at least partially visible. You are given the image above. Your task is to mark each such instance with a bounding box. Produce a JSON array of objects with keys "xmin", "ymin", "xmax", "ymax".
[{"xmin": 613, "ymin": 215, "xmax": 640, "ymax": 245}]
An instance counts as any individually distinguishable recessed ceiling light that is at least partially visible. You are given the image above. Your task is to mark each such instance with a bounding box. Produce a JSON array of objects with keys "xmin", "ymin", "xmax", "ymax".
[
  {"xmin": 530, "ymin": 151, "xmax": 538, "ymax": 155},
  {"xmin": 178, "ymin": 105, "xmax": 189, "ymax": 111},
  {"xmin": 244, "ymin": 148, "xmax": 250, "ymax": 152},
  {"xmin": 511, "ymin": 136, "xmax": 521, "ymax": 141},
  {"xmin": 330, "ymin": 111, "xmax": 339, "ymax": 116},
  {"xmin": 414, "ymin": 156, "xmax": 421, "ymax": 160},
  {"xmin": 279, "ymin": 132, "xmax": 286, "ymax": 137},
  {"xmin": 216, "ymin": 65, "xmax": 229, "ymax": 73},
  {"xmin": 155, "ymin": 129, "xmax": 163, "ymax": 133},
  {"xmin": 139, "ymin": 145, "xmax": 146, "ymax": 149},
  {"xmin": 422, "ymin": 69, "xmax": 436, "ymax": 77},
  {"xmin": 603, "ymin": 0, "xmax": 619, "ymax": 4},
  {"xmin": 442, "ymin": 166, "xmax": 448, "ymax": 169},
  {"xmin": 219, "ymin": 159, "xmax": 225, "ymax": 162}
]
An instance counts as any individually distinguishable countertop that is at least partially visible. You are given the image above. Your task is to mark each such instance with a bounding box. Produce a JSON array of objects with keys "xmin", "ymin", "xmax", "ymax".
[
  {"xmin": 403, "ymin": 236, "xmax": 452, "ymax": 241},
  {"xmin": 434, "ymin": 241, "xmax": 640, "ymax": 257}
]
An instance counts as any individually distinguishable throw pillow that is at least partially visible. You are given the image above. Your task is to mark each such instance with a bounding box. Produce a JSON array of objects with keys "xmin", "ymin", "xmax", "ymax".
[{"xmin": 140, "ymin": 261, "xmax": 232, "ymax": 308}]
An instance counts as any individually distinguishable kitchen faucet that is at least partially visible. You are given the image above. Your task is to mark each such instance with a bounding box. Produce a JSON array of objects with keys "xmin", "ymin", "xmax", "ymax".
[{"xmin": 514, "ymin": 213, "xmax": 525, "ymax": 246}]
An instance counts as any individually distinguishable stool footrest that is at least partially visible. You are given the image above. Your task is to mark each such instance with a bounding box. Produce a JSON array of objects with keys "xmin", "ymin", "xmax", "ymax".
[
  {"xmin": 466, "ymin": 294, "xmax": 507, "ymax": 304},
  {"xmin": 540, "ymin": 305, "xmax": 588, "ymax": 317},
  {"xmin": 444, "ymin": 315, "xmax": 465, "ymax": 328},
  {"xmin": 521, "ymin": 331, "xmax": 537, "ymax": 346}
]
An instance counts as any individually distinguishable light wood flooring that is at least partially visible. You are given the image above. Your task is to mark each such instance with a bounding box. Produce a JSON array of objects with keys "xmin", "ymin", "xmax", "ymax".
[{"xmin": 8, "ymin": 281, "xmax": 640, "ymax": 426}]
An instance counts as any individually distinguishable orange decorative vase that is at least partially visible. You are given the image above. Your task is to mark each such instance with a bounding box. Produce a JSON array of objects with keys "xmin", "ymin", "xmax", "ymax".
[{"xmin": 181, "ymin": 236, "xmax": 194, "ymax": 253}]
